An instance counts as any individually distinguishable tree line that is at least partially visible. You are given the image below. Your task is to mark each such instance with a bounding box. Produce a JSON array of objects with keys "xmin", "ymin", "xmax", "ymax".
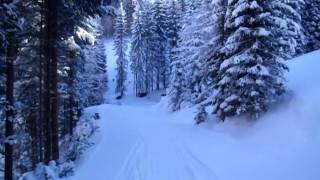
[
  {"xmin": 117, "ymin": 0, "xmax": 320, "ymax": 123},
  {"xmin": 114, "ymin": 0, "xmax": 180, "ymax": 97}
]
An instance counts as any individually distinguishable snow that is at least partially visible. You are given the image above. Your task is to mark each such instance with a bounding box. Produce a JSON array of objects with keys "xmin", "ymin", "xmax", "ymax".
[{"xmin": 67, "ymin": 42, "xmax": 320, "ymax": 180}]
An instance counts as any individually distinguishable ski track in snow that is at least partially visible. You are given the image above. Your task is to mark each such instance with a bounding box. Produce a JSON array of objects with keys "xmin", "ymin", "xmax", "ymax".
[{"xmin": 67, "ymin": 40, "xmax": 320, "ymax": 180}]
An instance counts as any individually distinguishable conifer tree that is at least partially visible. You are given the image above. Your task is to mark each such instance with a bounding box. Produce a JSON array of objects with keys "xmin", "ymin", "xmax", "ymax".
[
  {"xmin": 302, "ymin": 0, "xmax": 320, "ymax": 52},
  {"xmin": 2, "ymin": 1, "xmax": 21, "ymax": 179},
  {"xmin": 130, "ymin": 9, "xmax": 147, "ymax": 96},
  {"xmin": 165, "ymin": 0, "xmax": 180, "ymax": 86},
  {"xmin": 152, "ymin": 0, "xmax": 168, "ymax": 89},
  {"xmin": 285, "ymin": 0, "xmax": 305, "ymax": 56},
  {"xmin": 214, "ymin": 0, "xmax": 299, "ymax": 120},
  {"xmin": 114, "ymin": 6, "xmax": 129, "ymax": 99},
  {"xmin": 168, "ymin": 0, "xmax": 223, "ymax": 111},
  {"xmin": 171, "ymin": 0, "xmax": 201, "ymax": 106},
  {"xmin": 123, "ymin": 0, "xmax": 135, "ymax": 34},
  {"xmin": 168, "ymin": 52, "xmax": 185, "ymax": 111}
]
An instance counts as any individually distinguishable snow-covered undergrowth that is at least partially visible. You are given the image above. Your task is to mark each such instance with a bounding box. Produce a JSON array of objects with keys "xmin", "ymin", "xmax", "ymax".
[
  {"xmin": 19, "ymin": 114, "xmax": 100, "ymax": 180},
  {"xmin": 65, "ymin": 43, "xmax": 320, "ymax": 180}
]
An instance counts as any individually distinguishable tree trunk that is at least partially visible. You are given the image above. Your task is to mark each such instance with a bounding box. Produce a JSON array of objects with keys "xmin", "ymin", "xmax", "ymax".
[
  {"xmin": 38, "ymin": 0, "xmax": 45, "ymax": 163},
  {"xmin": 28, "ymin": 108, "xmax": 38, "ymax": 168},
  {"xmin": 4, "ymin": 31, "xmax": 15, "ymax": 180},
  {"xmin": 156, "ymin": 68, "xmax": 160, "ymax": 90},
  {"xmin": 44, "ymin": 0, "xmax": 60, "ymax": 163}
]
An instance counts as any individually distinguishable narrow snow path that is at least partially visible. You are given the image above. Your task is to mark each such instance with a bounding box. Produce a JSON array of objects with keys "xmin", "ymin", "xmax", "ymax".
[{"xmin": 68, "ymin": 41, "xmax": 320, "ymax": 180}]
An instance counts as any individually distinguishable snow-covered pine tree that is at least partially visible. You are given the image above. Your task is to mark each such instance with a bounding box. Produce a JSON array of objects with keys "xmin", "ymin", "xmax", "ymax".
[
  {"xmin": 1, "ymin": 1, "xmax": 22, "ymax": 179},
  {"xmin": 302, "ymin": 0, "xmax": 320, "ymax": 52},
  {"xmin": 167, "ymin": 0, "xmax": 201, "ymax": 111},
  {"xmin": 285, "ymin": 0, "xmax": 305, "ymax": 56},
  {"xmin": 166, "ymin": 0, "xmax": 180, "ymax": 49},
  {"xmin": 123, "ymin": 0, "xmax": 135, "ymax": 35},
  {"xmin": 165, "ymin": 0, "xmax": 181, "ymax": 85},
  {"xmin": 114, "ymin": 5, "xmax": 129, "ymax": 99},
  {"xmin": 130, "ymin": 2, "xmax": 161, "ymax": 97},
  {"xmin": 187, "ymin": 0, "xmax": 226, "ymax": 105},
  {"xmin": 82, "ymin": 17, "xmax": 108, "ymax": 106},
  {"xmin": 169, "ymin": 0, "xmax": 220, "ymax": 111},
  {"xmin": 130, "ymin": 8, "xmax": 148, "ymax": 97},
  {"xmin": 271, "ymin": 0, "xmax": 304, "ymax": 58},
  {"xmin": 187, "ymin": 0, "xmax": 228, "ymax": 123},
  {"xmin": 168, "ymin": 51, "xmax": 185, "ymax": 111},
  {"xmin": 214, "ymin": 0, "xmax": 299, "ymax": 120},
  {"xmin": 152, "ymin": 0, "xmax": 168, "ymax": 90},
  {"xmin": 206, "ymin": 0, "xmax": 227, "ymax": 91},
  {"xmin": 143, "ymin": 2, "xmax": 158, "ymax": 93},
  {"xmin": 151, "ymin": 0, "xmax": 168, "ymax": 90}
]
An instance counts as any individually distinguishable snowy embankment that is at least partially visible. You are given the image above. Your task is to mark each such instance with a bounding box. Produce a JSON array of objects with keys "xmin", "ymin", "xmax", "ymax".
[{"xmin": 69, "ymin": 42, "xmax": 320, "ymax": 180}]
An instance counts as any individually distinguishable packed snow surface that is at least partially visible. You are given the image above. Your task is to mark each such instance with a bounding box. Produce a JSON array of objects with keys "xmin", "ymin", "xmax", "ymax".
[{"xmin": 68, "ymin": 40, "xmax": 320, "ymax": 180}]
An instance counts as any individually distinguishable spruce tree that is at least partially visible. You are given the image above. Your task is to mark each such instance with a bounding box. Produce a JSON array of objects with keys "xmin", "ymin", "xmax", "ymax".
[
  {"xmin": 152, "ymin": 0, "xmax": 168, "ymax": 90},
  {"xmin": 285, "ymin": 0, "xmax": 305, "ymax": 56},
  {"xmin": 169, "ymin": 0, "xmax": 220, "ymax": 110},
  {"xmin": 143, "ymin": 2, "xmax": 158, "ymax": 93},
  {"xmin": 168, "ymin": 52, "xmax": 185, "ymax": 111},
  {"xmin": 114, "ymin": 6, "xmax": 129, "ymax": 99},
  {"xmin": 172, "ymin": 0, "xmax": 201, "ymax": 106},
  {"xmin": 165, "ymin": 0, "xmax": 180, "ymax": 85},
  {"xmin": 130, "ymin": 9, "xmax": 147, "ymax": 96},
  {"xmin": 123, "ymin": 0, "xmax": 135, "ymax": 34},
  {"xmin": 214, "ymin": 0, "xmax": 298, "ymax": 120},
  {"xmin": 2, "ymin": 1, "xmax": 21, "ymax": 179},
  {"xmin": 302, "ymin": 0, "xmax": 320, "ymax": 52}
]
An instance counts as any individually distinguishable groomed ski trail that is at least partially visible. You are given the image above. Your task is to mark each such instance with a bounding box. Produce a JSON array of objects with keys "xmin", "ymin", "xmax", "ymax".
[{"xmin": 70, "ymin": 104, "xmax": 219, "ymax": 180}]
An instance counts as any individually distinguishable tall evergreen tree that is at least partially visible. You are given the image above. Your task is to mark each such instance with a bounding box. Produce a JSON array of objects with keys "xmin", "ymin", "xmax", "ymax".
[
  {"xmin": 151, "ymin": 0, "xmax": 168, "ymax": 90},
  {"xmin": 170, "ymin": 0, "xmax": 201, "ymax": 107},
  {"xmin": 168, "ymin": 0, "xmax": 222, "ymax": 111},
  {"xmin": 214, "ymin": 0, "xmax": 299, "ymax": 120},
  {"xmin": 2, "ymin": 1, "xmax": 21, "ymax": 179},
  {"xmin": 130, "ymin": 9, "xmax": 147, "ymax": 96},
  {"xmin": 165, "ymin": 0, "xmax": 181, "ymax": 88},
  {"xmin": 114, "ymin": 6, "xmax": 129, "ymax": 99},
  {"xmin": 168, "ymin": 50, "xmax": 185, "ymax": 111}
]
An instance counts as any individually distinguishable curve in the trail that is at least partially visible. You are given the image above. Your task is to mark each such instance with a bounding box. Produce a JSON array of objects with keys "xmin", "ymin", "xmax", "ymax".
[{"xmin": 69, "ymin": 103, "xmax": 218, "ymax": 180}]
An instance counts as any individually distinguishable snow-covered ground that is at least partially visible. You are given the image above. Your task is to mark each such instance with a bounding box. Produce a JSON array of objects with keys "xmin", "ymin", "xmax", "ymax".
[{"xmin": 68, "ymin": 40, "xmax": 320, "ymax": 180}]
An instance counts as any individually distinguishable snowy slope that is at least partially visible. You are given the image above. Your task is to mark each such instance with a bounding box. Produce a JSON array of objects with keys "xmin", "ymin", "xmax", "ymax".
[{"xmin": 68, "ymin": 45, "xmax": 320, "ymax": 180}]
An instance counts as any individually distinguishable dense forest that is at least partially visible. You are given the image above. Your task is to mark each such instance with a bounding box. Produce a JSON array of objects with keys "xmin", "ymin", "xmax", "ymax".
[
  {"xmin": 1, "ymin": 0, "xmax": 320, "ymax": 179},
  {"xmin": 0, "ymin": 0, "xmax": 113, "ymax": 179},
  {"xmin": 122, "ymin": 0, "xmax": 319, "ymax": 121}
]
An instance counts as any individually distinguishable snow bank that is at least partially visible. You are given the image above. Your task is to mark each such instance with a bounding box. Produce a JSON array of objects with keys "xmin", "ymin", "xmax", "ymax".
[{"xmin": 185, "ymin": 50, "xmax": 320, "ymax": 180}]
